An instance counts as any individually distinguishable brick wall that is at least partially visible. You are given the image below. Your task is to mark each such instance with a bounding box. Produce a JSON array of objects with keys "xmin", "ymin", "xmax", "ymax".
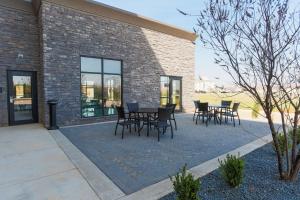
[
  {"xmin": 40, "ymin": 2, "xmax": 195, "ymax": 126},
  {"xmin": 0, "ymin": 6, "xmax": 40, "ymax": 126}
]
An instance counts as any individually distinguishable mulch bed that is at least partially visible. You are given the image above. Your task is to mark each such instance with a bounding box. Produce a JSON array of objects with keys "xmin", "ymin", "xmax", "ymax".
[{"xmin": 161, "ymin": 144, "xmax": 300, "ymax": 200}]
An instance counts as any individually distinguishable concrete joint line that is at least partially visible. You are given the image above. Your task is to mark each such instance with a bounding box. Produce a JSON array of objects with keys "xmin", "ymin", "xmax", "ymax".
[
  {"xmin": 0, "ymin": 168, "xmax": 77, "ymax": 189},
  {"xmin": 49, "ymin": 130, "xmax": 125, "ymax": 200}
]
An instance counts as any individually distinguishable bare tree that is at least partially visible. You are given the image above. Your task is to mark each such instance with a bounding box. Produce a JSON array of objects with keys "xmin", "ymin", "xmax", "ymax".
[{"xmin": 180, "ymin": 0, "xmax": 300, "ymax": 180}]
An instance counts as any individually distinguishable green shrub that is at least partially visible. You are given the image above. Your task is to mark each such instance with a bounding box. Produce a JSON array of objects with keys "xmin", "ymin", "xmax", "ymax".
[
  {"xmin": 170, "ymin": 164, "xmax": 201, "ymax": 200},
  {"xmin": 272, "ymin": 133, "xmax": 292, "ymax": 156},
  {"xmin": 219, "ymin": 154, "xmax": 245, "ymax": 187},
  {"xmin": 288, "ymin": 128, "xmax": 300, "ymax": 144}
]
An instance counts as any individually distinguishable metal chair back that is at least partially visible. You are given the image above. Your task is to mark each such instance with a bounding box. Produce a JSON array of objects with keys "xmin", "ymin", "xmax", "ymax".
[
  {"xmin": 116, "ymin": 106, "xmax": 125, "ymax": 119},
  {"xmin": 232, "ymin": 103, "xmax": 240, "ymax": 112},
  {"xmin": 166, "ymin": 103, "xmax": 176, "ymax": 113},
  {"xmin": 221, "ymin": 100, "xmax": 232, "ymax": 107},
  {"xmin": 158, "ymin": 108, "xmax": 171, "ymax": 122},
  {"xmin": 127, "ymin": 102, "xmax": 139, "ymax": 113},
  {"xmin": 194, "ymin": 100, "xmax": 200, "ymax": 109},
  {"xmin": 197, "ymin": 102, "xmax": 209, "ymax": 112}
]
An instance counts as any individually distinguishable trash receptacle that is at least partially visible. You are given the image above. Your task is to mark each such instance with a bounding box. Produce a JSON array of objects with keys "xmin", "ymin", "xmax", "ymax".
[{"xmin": 47, "ymin": 99, "xmax": 58, "ymax": 130}]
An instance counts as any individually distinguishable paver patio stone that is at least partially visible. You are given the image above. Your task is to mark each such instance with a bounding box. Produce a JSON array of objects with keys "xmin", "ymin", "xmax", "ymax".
[{"xmin": 60, "ymin": 114, "xmax": 271, "ymax": 194}]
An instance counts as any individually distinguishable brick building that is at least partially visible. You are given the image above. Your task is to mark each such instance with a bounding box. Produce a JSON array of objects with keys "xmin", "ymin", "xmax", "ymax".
[{"xmin": 0, "ymin": 0, "xmax": 196, "ymax": 127}]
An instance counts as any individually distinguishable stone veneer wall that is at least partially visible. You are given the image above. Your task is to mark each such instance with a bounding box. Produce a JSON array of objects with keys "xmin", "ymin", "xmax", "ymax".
[
  {"xmin": 0, "ymin": 6, "xmax": 41, "ymax": 126},
  {"xmin": 40, "ymin": 2, "xmax": 195, "ymax": 126}
]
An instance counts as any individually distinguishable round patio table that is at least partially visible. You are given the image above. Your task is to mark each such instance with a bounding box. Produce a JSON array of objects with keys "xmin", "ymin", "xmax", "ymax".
[
  {"xmin": 209, "ymin": 105, "xmax": 230, "ymax": 124},
  {"xmin": 137, "ymin": 107, "xmax": 158, "ymax": 114},
  {"xmin": 136, "ymin": 107, "xmax": 159, "ymax": 136}
]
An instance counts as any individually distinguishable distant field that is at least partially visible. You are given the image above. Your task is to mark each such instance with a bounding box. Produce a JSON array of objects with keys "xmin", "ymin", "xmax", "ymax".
[{"xmin": 196, "ymin": 92, "xmax": 256, "ymax": 110}]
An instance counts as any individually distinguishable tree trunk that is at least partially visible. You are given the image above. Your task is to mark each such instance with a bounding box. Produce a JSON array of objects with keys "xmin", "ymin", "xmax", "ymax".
[
  {"xmin": 266, "ymin": 113, "xmax": 284, "ymax": 179},
  {"xmin": 289, "ymin": 155, "xmax": 300, "ymax": 181}
]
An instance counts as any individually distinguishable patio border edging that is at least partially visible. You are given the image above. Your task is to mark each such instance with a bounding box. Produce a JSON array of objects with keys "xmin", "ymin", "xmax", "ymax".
[
  {"xmin": 117, "ymin": 134, "xmax": 272, "ymax": 200},
  {"xmin": 49, "ymin": 129, "xmax": 125, "ymax": 200}
]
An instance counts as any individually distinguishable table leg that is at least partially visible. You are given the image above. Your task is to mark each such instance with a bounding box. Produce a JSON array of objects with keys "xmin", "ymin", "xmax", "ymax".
[{"xmin": 147, "ymin": 114, "xmax": 150, "ymax": 137}]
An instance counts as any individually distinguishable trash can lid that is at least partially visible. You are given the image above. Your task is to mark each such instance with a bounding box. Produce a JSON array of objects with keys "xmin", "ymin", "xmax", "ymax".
[{"xmin": 47, "ymin": 99, "xmax": 58, "ymax": 104}]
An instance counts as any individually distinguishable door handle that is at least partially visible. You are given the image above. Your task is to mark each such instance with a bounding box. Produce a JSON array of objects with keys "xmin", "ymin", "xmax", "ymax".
[{"xmin": 10, "ymin": 96, "xmax": 14, "ymax": 103}]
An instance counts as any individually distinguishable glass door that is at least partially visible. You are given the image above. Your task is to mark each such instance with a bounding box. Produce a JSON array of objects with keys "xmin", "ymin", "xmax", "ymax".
[
  {"xmin": 170, "ymin": 78, "xmax": 182, "ymax": 110},
  {"xmin": 160, "ymin": 76, "xmax": 182, "ymax": 111},
  {"xmin": 7, "ymin": 71, "xmax": 38, "ymax": 125}
]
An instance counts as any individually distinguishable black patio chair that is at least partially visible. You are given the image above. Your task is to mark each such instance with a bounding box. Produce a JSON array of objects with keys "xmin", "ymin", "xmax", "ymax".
[
  {"xmin": 150, "ymin": 108, "xmax": 173, "ymax": 141},
  {"xmin": 127, "ymin": 102, "xmax": 139, "ymax": 120},
  {"xmin": 126, "ymin": 102, "xmax": 143, "ymax": 130},
  {"xmin": 166, "ymin": 103, "xmax": 177, "ymax": 130},
  {"xmin": 193, "ymin": 100, "xmax": 200, "ymax": 121},
  {"xmin": 223, "ymin": 102, "xmax": 241, "ymax": 127},
  {"xmin": 219, "ymin": 100, "xmax": 232, "ymax": 123},
  {"xmin": 115, "ymin": 106, "xmax": 140, "ymax": 139},
  {"xmin": 221, "ymin": 100, "xmax": 232, "ymax": 107},
  {"xmin": 195, "ymin": 102, "xmax": 214, "ymax": 126}
]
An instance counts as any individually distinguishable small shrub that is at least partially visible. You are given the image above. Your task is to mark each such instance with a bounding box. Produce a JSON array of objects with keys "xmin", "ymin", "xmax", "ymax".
[
  {"xmin": 219, "ymin": 154, "xmax": 244, "ymax": 187},
  {"xmin": 288, "ymin": 128, "xmax": 300, "ymax": 145},
  {"xmin": 272, "ymin": 133, "xmax": 292, "ymax": 156},
  {"xmin": 170, "ymin": 164, "xmax": 201, "ymax": 200}
]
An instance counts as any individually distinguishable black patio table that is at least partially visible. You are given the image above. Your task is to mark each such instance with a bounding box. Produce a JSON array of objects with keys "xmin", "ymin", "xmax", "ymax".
[
  {"xmin": 208, "ymin": 105, "xmax": 230, "ymax": 124},
  {"xmin": 136, "ymin": 107, "xmax": 159, "ymax": 136}
]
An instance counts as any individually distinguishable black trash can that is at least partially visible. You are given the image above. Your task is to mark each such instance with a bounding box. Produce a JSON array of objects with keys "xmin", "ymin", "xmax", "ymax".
[{"xmin": 47, "ymin": 99, "xmax": 59, "ymax": 130}]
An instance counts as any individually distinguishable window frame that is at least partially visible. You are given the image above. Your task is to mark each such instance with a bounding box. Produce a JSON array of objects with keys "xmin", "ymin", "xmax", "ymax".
[{"xmin": 80, "ymin": 56, "xmax": 123, "ymax": 118}]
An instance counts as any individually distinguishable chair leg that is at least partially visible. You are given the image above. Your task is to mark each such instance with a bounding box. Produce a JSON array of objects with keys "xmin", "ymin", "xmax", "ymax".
[
  {"xmin": 233, "ymin": 116, "xmax": 236, "ymax": 127},
  {"xmin": 196, "ymin": 114, "xmax": 198, "ymax": 124},
  {"xmin": 122, "ymin": 125, "xmax": 125, "ymax": 139},
  {"xmin": 193, "ymin": 111, "xmax": 196, "ymax": 121},
  {"xmin": 237, "ymin": 113, "xmax": 241, "ymax": 125},
  {"xmin": 173, "ymin": 117, "xmax": 177, "ymax": 130},
  {"xmin": 137, "ymin": 123, "xmax": 141, "ymax": 136},
  {"xmin": 129, "ymin": 124, "xmax": 131, "ymax": 133},
  {"xmin": 114, "ymin": 123, "xmax": 118, "ymax": 136},
  {"xmin": 147, "ymin": 121, "xmax": 150, "ymax": 137},
  {"xmin": 157, "ymin": 128, "xmax": 160, "ymax": 142},
  {"xmin": 170, "ymin": 124, "xmax": 174, "ymax": 139}
]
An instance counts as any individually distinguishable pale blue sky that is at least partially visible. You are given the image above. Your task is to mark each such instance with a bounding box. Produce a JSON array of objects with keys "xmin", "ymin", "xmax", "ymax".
[{"xmin": 94, "ymin": 0, "xmax": 298, "ymax": 85}]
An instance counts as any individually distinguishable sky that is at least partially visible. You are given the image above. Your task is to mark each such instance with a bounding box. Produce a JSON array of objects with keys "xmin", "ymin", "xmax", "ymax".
[{"xmin": 94, "ymin": 0, "xmax": 299, "ymax": 85}]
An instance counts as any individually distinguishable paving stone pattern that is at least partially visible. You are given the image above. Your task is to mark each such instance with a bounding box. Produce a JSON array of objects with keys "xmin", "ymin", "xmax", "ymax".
[{"xmin": 60, "ymin": 114, "xmax": 271, "ymax": 194}]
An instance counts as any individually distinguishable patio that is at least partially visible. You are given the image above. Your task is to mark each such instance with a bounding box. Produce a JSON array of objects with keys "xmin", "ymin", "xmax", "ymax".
[{"xmin": 60, "ymin": 113, "xmax": 271, "ymax": 195}]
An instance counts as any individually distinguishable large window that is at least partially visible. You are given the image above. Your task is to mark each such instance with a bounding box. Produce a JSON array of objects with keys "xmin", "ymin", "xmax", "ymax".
[{"xmin": 81, "ymin": 57, "xmax": 122, "ymax": 118}]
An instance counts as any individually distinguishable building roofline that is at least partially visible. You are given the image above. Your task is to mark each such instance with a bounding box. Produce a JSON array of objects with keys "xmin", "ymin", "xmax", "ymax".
[
  {"xmin": 0, "ymin": 0, "xmax": 33, "ymax": 13},
  {"xmin": 39, "ymin": 0, "xmax": 198, "ymax": 41},
  {"xmin": 0, "ymin": 0, "xmax": 197, "ymax": 41}
]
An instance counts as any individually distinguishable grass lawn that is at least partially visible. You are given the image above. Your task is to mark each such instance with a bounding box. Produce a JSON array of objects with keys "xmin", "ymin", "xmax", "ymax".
[{"xmin": 196, "ymin": 92, "xmax": 256, "ymax": 110}]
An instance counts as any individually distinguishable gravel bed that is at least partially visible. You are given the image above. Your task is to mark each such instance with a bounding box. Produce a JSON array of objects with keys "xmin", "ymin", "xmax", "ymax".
[{"xmin": 161, "ymin": 144, "xmax": 300, "ymax": 200}]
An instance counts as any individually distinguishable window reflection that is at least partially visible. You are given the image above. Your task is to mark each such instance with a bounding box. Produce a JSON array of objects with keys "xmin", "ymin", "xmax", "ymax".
[
  {"xmin": 160, "ymin": 76, "xmax": 169, "ymax": 106},
  {"xmin": 80, "ymin": 57, "xmax": 122, "ymax": 117},
  {"xmin": 160, "ymin": 76, "xmax": 182, "ymax": 110},
  {"xmin": 81, "ymin": 74, "xmax": 102, "ymax": 117},
  {"xmin": 103, "ymin": 59, "xmax": 121, "ymax": 74},
  {"xmin": 103, "ymin": 75, "xmax": 121, "ymax": 115},
  {"xmin": 13, "ymin": 76, "xmax": 33, "ymax": 121}
]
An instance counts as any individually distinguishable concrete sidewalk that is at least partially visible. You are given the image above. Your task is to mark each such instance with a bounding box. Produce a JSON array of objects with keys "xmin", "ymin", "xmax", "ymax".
[{"xmin": 0, "ymin": 124, "xmax": 99, "ymax": 200}]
